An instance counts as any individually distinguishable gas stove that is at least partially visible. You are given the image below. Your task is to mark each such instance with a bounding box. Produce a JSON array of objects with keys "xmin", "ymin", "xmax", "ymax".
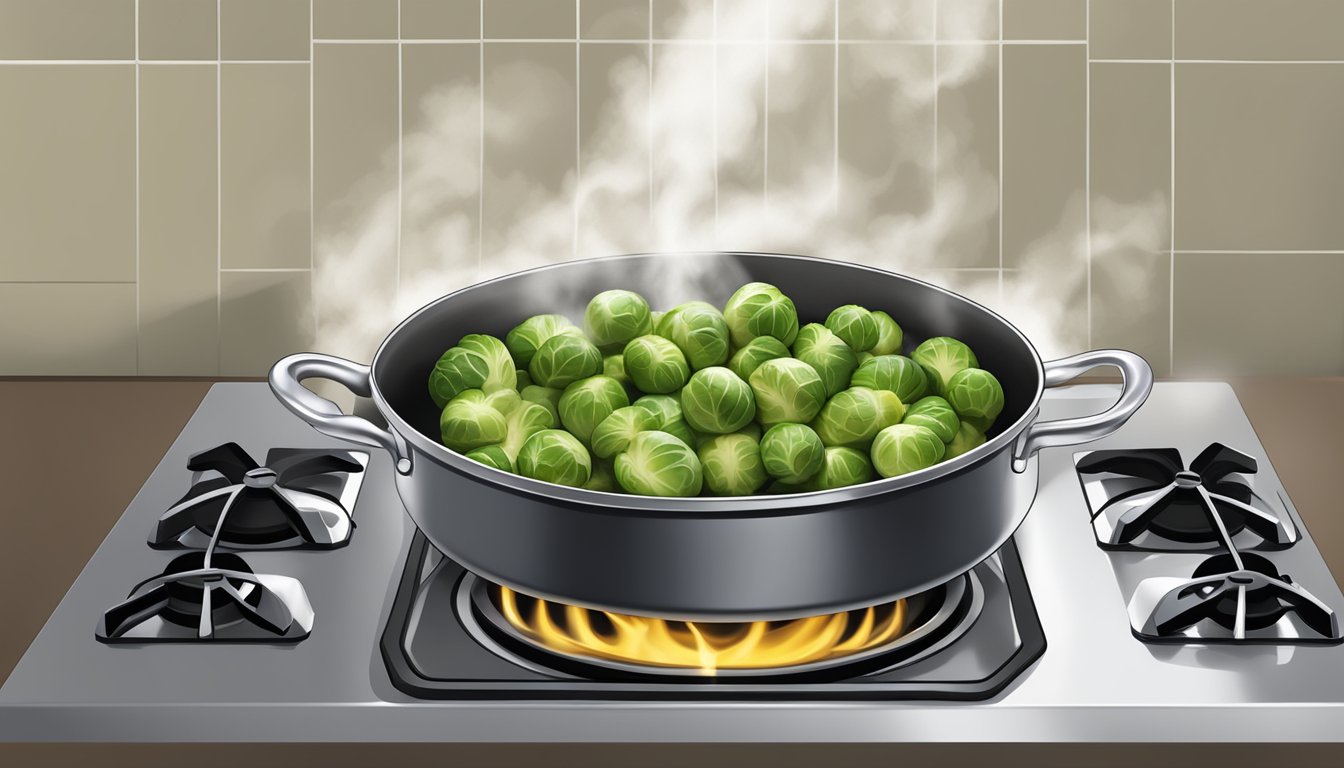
[{"xmin": 3, "ymin": 382, "xmax": 1344, "ymax": 742}]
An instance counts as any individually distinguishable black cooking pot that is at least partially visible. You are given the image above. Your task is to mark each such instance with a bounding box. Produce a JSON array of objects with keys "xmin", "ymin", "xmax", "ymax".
[{"xmin": 271, "ymin": 253, "xmax": 1151, "ymax": 621}]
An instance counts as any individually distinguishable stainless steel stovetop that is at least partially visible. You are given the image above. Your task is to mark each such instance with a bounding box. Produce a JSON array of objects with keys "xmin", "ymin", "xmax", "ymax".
[{"xmin": 2, "ymin": 382, "xmax": 1343, "ymax": 742}]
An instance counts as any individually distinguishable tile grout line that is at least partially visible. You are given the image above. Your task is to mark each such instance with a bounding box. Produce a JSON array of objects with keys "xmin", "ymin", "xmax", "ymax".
[
  {"xmin": 647, "ymin": 0, "xmax": 653, "ymax": 240},
  {"xmin": 309, "ymin": 0, "xmax": 316, "ymax": 351},
  {"xmin": 763, "ymin": 1, "xmax": 770, "ymax": 215},
  {"xmin": 997, "ymin": 0, "xmax": 1004, "ymax": 303},
  {"xmin": 216, "ymin": 0, "xmax": 222, "ymax": 375},
  {"xmin": 575, "ymin": 1, "xmax": 581, "ymax": 260},
  {"xmin": 833, "ymin": 0, "xmax": 839, "ymax": 218},
  {"xmin": 932, "ymin": 2, "xmax": 939, "ymax": 228},
  {"xmin": 712, "ymin": 0, "xmax": 719, "ymax": 240},
  {"xmin": 396, "ymin": 0, "xmax": 402, "ymax": 306},
  {"xmin": 478, "ymin": 0, "xmax": 484, "ymax": 269},
  {"xmin": 1169, "ymin": 0, "xmax": 1176, "ymax": 376},
  {"xmin": 1085, "ymin": 0, "xmax": 1091, "ymax": 351},
  {"xmin": 134, "ymin": 0, "xmax": 140, "ymax": 374}
]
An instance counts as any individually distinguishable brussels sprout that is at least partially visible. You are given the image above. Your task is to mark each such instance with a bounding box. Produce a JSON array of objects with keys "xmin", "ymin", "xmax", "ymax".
[
  {"xmin": 558, "ymin": 375, "xmax": 629, "ymax": 444},
  {"xmin": 428, "ymin": 334, "xmax": 516, "ymax": 408},
  {"xmin": 590, "ymin": 405, "xmax": 658, "ymax": 460},
  {"xmin": 851, "ymin": 354, "xmax": 929, "ymax": 404},
  {"xmin": 439, "ymin": 389, "xmax": 508, "ymax": 452},
  {"xmin": 722, "ymin": 282, "xmax": 800, "ymax": 348},
  {"xmin": 944, "ymin": 421, "xmax": 986, "ymax": 460},
  {"xmin": 856, "ymin": 351, "xmax": 874, "ymax": 366},
  {"xmin": 622, "ymin": 334, "xmax": 690, "ymax": 394},
  {"xmin": 529, "ymin": 332, "xmax": 602, "ymax": 388},
  {"xmin": 482, "ymin": 388, "xmax": 521, "ymax": 415},
  {"xmin": 748, "ymin": 357, "xmax": 828, "ymax": 426},
  {"xmin": 759, "ymin": 423, "xmax": 826, "ymax": 485},
  {"xmin": 516, "ymin": 429, "xmax": 592, "ymax": 487},
  {"xmin": 904, "ymin": 395, "xmax": 961, "ymax": 443},
  {"xmin": 945, "ymin": 367, "xmax": 1005, "ymax": 433},
  {"xmin": 583, "ymin": 460, "xmax": 619, "ymax": 492},
  {"xmin": 680, "ymin": 367, "xmax": 756, "ymax": 434},
  {"xmin": 698, "ymin": 433, "xmax": 768, "ymax": 496},
  {"xmin": 614, "ymin": 431, "xmax": 704, "ymax": 497},
  {"xmin": 799, "ymin": 446, "xmax": 875, "ymax": 491},
  {"xmin": 584, "ymin": 289, "xmax": 653, "ymax": 352},
  {"xmin": 735, "ymin": 421, "xmax": 763, "ymax": 442},
  {"xmin": 631, "ymin": 394, "xmax": 697, "ymax": 447},
  {"xmin": 515, "ymin": 369, "xmax": 532, "ymax": 389},
  {"xmin": 603, "ymin": 353, "xmax": 629, "ymax": 384},
  {"xmin": 505, "ymin": 314, "xmax": 581, "ymax": 369},
  {"xmin": 811, "ymin": 387, "xmax": 906, "ymax": 448},
  {"xmin": 520, "ymin": 384, "xmax": 562, "ymax": 424},
  {"xmin": 728, "ymin": 335, "xmax": 791, "ymax": 381},
  {"xmin": 871, "ymin": 423, "xmax": 946, "ymax": 478},
  {"xmin": 499, "ymin": 400, "xmax": 556, "ymax": 461},
  {"xmin": 870, "ymin": 310, "xmax": 904, "ymax": 356},
  {"xmin": 792, "ymin": 323, "xmax": 859, "ymax": 397},
  {"xmin": 825, "ymin": 305, "xmax": 879, "ymax": 352},
  {"xmin": 657, "ymin": 301, "xmax": 730, "ymax": 370},
  {"xmin": 911, "ymin": 336, "xmax": 979, "ymax": 397},
  {"xmin": 465, "ymin": 444, "xmax": 512, "ymax": 473}
]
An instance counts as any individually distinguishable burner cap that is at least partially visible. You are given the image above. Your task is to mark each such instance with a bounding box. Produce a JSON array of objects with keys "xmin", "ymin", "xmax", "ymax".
[
  {"xmin": 160, "ymin": 552, "xmax": 262, "ymax": 628},
  {"xmin": 1191, "ymin": 553, "xmax": 1289, "ymax": 631}
]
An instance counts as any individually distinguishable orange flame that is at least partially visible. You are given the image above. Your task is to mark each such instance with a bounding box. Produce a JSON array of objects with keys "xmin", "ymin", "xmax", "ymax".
[{"xmin": 496, "ymin": 587, "xmax": 908, "ymax": 675}]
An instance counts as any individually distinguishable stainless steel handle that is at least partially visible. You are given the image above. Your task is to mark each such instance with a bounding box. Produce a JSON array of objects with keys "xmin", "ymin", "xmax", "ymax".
[
  {"xmin": 269, "ymin": 353, "xmax": 413, "ymax": 475},
  {"xmin": 1011, "ymin": 349, "xmax": 1153, "ymax": 472}
]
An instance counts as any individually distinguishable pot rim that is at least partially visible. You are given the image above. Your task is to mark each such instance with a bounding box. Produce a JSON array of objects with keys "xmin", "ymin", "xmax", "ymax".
[{"xmin": 369, "ymin": 251, "xmax": 1046, "ymax": 513}]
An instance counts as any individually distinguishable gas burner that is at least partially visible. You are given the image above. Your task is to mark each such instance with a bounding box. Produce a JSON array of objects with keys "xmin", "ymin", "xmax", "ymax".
[
  {"xmin": 1075, "ymin": 443, "xmax": 1297, "ymax": 551},
  {"xmin": 96, "ymin": 551, "xmax": 314, "ymax": 643},
  {"xmin": 1128, "ymin": 552, "xmax": 1343, "ymax": 644},
  {"xmin": 150, "ymin": 443, "xmax": 368, "ymax": 550}
]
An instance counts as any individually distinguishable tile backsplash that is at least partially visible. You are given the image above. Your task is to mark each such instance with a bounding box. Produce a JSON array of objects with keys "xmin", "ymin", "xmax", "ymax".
[{"xmin": 1, "ymin": 0, "xmax": 1341, "ymax": 377}]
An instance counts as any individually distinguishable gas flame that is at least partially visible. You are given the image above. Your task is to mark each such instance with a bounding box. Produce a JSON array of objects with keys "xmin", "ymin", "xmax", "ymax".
[{"xmin": 497, "ymin": 587, "xmax": 908, "ymax": 675}]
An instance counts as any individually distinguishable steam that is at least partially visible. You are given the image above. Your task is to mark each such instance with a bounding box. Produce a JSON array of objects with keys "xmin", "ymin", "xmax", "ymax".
[{"xmin": 313, "ymin": 1, "xmax": 1167, "ymax": 366}]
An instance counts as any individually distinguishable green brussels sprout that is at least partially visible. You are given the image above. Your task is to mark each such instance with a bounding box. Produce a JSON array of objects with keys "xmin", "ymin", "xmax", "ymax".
[
  {"xmin": 499, "ymin": 401, "xmax": 556, "ymax": 461},
  {"xmin": 944, "ymin": 421, "xmax": 987, "ymax": 460},
  {"xmin": 871, "ymin": 423, "xmax": 946, "ymax": 477},
  {"xmin": 622, "ymin": 334, "xmax": 690, "ymax": 394},
  {"xmin": 792, "ymin": 323, "xmax": 859, "ymax": 397},
  {"xmin": 799, "ymin": 446, "xmax": 875, "ymax": 491},
  {"xmin": 631, "ymin": 394, "xmax": 697, "ymax": 447},
  {"xmin": 911, "ymin": 336, "xmax": 979, "ymax": 397},
  {"xmin": 811, "ymin": 387, "xmax": 906, "ymax": 448},
  {"xmin": 697, "ymin": 432, "xmax": 767, "ymax": 496},
  {"xmin": 904, "ymin": 395, "xmax": 961, "ymax": 443},
  {"xmin": 870, "ymin": 310, "xmax": 904, "ymax": 356},
  {"xmin": 728, "ymin": 335, "xmax": 791, "ymax": 381},
  {"xmin": 528, "ymin": 332, "xmax": 603, "ymax": 388},
  {"xmin": 428, "ymin": 334, "xmax": 516, "ymax": 408},
  {"xmin": 439, "ymin": 389, "xmax": 508, "ymax": 452},
  {"xmin": 516, "ymin": 429, "xmax": 592, "ymax": 487},
  {"xmin": 590, "ymin": 405, "xmax": 658, "ymax": 460},
  {"xmin": 519, "ymin": 384, "xmax": 562, "ymax": 424},
  {"xmin": 602, "ymin": 354, "xmax": 629, "ymax": 384},
  {"xmin": 482, "ymin": 388, "xmax": 521, "ymax": 415},
  {"xmin": 465, "ymin": 444, "xmax": 513, "ymax": 473},
  {"xmin": 505, "ymin": 314, "xmax": 582, "ymax": 369},
  {"xmin": 583, "ymin": 460, "xmax": 619, "ymax": 492},
  {"xmin": 851, "ymin": 354, "xmax": 929, "ymax": 404},
  {"xmin": 722, "ymin": 282, "xmax": 800, "ymax": 348},
  {"xmin": 614, "ymin": 430, "xmax": 704, "ymax": 497},
  {"xmin": 748, "ymin": 357, "xmax": 828, "ymax": 426},
  {"xmin": 515, "ymin": 369, "xmax": 532, "ymax": 389},
  {"xmin": 558, "ymin": 375, "xmax": 630, "ymax": 444},
  {"xmin": 584, "ymin": 289, "xmax": 653, "ymax": 352},
  {"xmin": 657, "ymin": 301, "xmax": 730, "ymax": 370},
  {"xmin": 759, "ymin": 423, "xmax": 826, "ymax": 485},
  {"xmin": 734, "ymin": 421, "xmax": 763, "ymax": 442},
  {"xmin": 856, "ymin": 351, "xmax": 874, "ymax": 366},
  {"xmin": 680, "ymin": 367, "xmax": 756, "ymax": 434},
  {"xmin": 825, "ymin": 305, "xmax": 879, "ymax": 352},
  {"xmin": 944, "ymin": 367, "xmax": 1005, "ymax": 433}
]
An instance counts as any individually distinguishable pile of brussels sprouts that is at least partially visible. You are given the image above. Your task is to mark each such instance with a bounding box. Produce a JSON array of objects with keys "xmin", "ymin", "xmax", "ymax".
[{"xmin": 427, "ymin": 283, "xmax": 1005, "ymax": 498}]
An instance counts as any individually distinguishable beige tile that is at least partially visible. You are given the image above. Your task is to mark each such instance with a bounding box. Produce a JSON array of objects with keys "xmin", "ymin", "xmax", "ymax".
[
  {"xmin": 937, "ymin": 0, "xmax": 999, "ymax": 41},
  {"xmin": 1089, "ymin": 0, "xmax": 1170, "ymax": 60},
  {"xmin": 220, "ymin": 270, "xmax": 315, "ymax": 375},
  {"xmin": 0, "ymin": 66, "xmax": 134, "ymax": 282},
  {"xmin": 716, "ymin": 44, "xmax": 767, "ymax": 233},
  {"xmin": 220, "ymin": 0, "xmax": 309, "ymax": 60},
  {"xmin": 0, "ymin": 0, "xmax": 133, "ymax": 59},
  {"xmin": 313, "ymin": 0, "xmax": 398, "ymax": 40},
  {"xmin": 578, "ymin": 43, "xmax": 649, "ymax": 256},
  {"xmin": 652, "ymin": 0, "xmax": 712, "ymax": 39},
  {"xmin": 1091, "ymin": 249, "xmax": 1171, "ymax": 378},
  {"xmin": 716, "ymin": 0, "xmax": 766, "ymax": 41},
  {"xmin": 1090, "ymin": 63, "xmax": 1169, "ymax": 208},
  {"xmin": 1175, "ymin": 64, "xmax": 1344, "ymax": 251},
  {"xmin": 838, "ymin": 0, "xmax": 934, "ymax": 40},
  {"xmin": 581, "ymin": 0, "xmax": 649, "ymax": 39},
  {"xmin": 139, "ymin": 0, "xmax": 217, "ymax": 60},
  {"xmin": 1176, "ymin": 0, "xmax": 1344, "ymax": 61},
  {"xmin": 925, "ymin": 268, "xmax": 1001, "ymax": 309},
  {"xmin": 766, "ymin": 42, "xmax": 835, "ymax": 246},
  {"xmin": 768, "ymin": 0, "xmax": 834, "ymax": 41},
  {"xmin": 401, "ymin": 0, "xmax": 479, "ymax": 39},
  {"xmin": 138, "ymin": 65, "xmax": 219, "ymax": 376},
  {"xmin": 937, "ymin": 43, "xmax": 999, "ymax": 267},
  {"xmin": 1003, "ymin": 0, "xmax": 1085, "ymax": 40},
  {"xmin": 1174, "ymin": 253, "xmax": 1344, "ymax": 376},
  {"xmin": 649, "ymin": 43, "xmax": 713, "ymax": 248},
  {"xmin": 484, "ymin": 0, "xmax": 576, "ymax": 39},
  {"xmin": 399, "ymin": 43, "xmax": 481, "ymax": 293},
  {"xmin": 482, "ymin": 43, "xmax": 575, "ymax": 256},
  {"xmin": 0, "ymin": 283, "xmax": 137, "ymax": 375},
  {"xmin": 220, "ymin": 63, "xmax": 311, "ymax": 268}
]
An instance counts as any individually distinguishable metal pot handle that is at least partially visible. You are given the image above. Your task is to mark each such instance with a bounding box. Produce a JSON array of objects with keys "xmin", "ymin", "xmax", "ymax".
[
  {"xmin": 269, "ymin": 353, "xmax": 413, "ymax": 474},
  {"xmin": 1011, "ymin": 349, "xmax": 1153, "ymax": 473}
]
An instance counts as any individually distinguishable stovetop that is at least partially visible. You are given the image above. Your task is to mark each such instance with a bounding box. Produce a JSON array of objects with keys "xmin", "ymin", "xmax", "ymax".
[{"xmin": 3, "ymin": 382, "xmax": 1344, "ymax": 743}]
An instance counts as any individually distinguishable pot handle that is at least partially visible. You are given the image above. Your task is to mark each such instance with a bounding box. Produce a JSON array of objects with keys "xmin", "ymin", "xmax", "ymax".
[
  {"xmin": 269, "ymin": 353, "xmax": 413, "ymax": 475},
  {"xmin": 1011, "ymin": 349, "xmax": 1153, "ymax": 472}
]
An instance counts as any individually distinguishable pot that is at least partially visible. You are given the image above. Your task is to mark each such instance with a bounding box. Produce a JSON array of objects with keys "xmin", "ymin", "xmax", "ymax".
[{"xmin": 270, "ymin": 252, "xmax": 1152, "ymax": 621}]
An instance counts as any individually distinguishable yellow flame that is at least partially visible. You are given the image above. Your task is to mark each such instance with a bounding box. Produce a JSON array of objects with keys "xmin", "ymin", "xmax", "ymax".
[{"xmin": 496, "ymin": 587, "xmax": 908, "ymax": 675}]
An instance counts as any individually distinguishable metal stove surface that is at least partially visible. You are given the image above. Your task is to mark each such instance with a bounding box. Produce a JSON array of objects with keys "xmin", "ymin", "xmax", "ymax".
[{"xmin": 2, "ymin": 382, "xmax": 1343, "ymax": 742}]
